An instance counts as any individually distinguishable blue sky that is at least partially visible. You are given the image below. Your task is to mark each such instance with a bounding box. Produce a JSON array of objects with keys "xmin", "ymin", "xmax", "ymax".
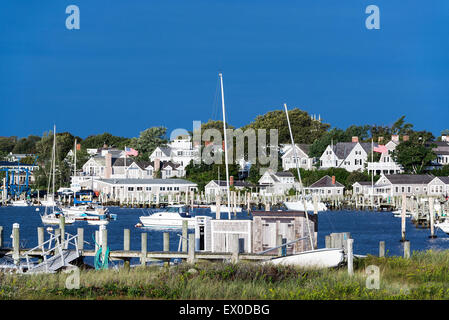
[{"xmin": 0, "ymin": 1, "xmax": 448, "ymax": 139}]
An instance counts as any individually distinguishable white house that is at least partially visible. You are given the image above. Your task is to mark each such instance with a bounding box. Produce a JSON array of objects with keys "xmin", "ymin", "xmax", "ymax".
[
  {"xmin": 78, "ymin": 178, "xmax": 198, "ymax": 202},
  {"xmin": 149, "ymin": 136, "xmax": 200, "ymax": 171},
  {"xmin": 204, "ymin": 179, "xmax": 256, "ymax": 196},
  {"xmin": 306, "ymin": 175, "xmax": 344, "ymax": 197},
  {"xmin": 281, "ymin": 144, "xmax": 314, "ymax": 170},
  {"xmin": 258, "ymin": 170, "xmax": 299, "ymax": 196},
  {"xmin": 319, "ymin": 137, "xmax": 376, "ymax": 172},
  {"xmin": 429, "ymin": 141, "xmax": 449, "ymax": 170},
  {"xmin": 373, "ymin": 174, "xmax": 435, "ymax": 197},
  {"xmin": 427, "ymin": 176, "xmax": 449, "ymax": 196},
  {"xmin": 367, "ymin": 137, "xmax": 404, "ymax": 175}
]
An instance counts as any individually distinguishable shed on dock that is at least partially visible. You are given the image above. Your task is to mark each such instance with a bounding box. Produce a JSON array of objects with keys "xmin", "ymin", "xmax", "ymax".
[{"xmin": 252, "ymin": 210, "xmax": 317, "ymax": 254}]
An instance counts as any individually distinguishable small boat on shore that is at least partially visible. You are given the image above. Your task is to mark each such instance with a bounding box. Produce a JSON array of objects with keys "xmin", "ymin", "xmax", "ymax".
[
  {"xmin": 265, "ymin": 248, "xmax": 345, "ymax": 269},
  {"xmin": 139, "ymin": 205, "xmax": 196, "ymax": 228}
]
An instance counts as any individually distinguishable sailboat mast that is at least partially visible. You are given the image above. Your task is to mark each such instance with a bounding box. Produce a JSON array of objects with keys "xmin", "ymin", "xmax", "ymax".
[
  {"xmin": 74, "ymin": 138, "xmax": 77, "ymax": 177},
  {"xmin": 283, "ymin": 103, "xmax": 314, "ymax": 250},
  {"xmin": 219, "ymin": 73, "xmax": 232, "ymax": 220},
  {"xmin": 52, "ymin": 124, "xmax": 56, "ymax": 212}
]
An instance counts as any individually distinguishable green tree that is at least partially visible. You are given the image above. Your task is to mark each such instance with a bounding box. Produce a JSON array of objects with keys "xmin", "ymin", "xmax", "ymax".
[
  {"xmin": 392, "ymin": 139, "xmax": 436, "ymax": 174},
  {"xmin": 243, "ymin": 108, "xmax": 330, "ymax": 144},
  {"xmin": 130, "ymin": 126, "xmax": 168, "ymax": 161},
  {"xmin": 12, "ymin": 135, "xmax": 41, "ymax": 154},
  {"xmin": 0, "ymin": 136, "xmax": 17, "ymax": 159},
  {"xmin": 82, "ymin": 133, "xmax": 131, "ymax": 149}
]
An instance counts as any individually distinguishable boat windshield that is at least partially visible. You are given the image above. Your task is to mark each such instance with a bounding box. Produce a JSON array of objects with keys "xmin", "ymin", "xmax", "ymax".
[{"xmin": 165, "ymin": 206, "xmax": 190, "ymax": 216}]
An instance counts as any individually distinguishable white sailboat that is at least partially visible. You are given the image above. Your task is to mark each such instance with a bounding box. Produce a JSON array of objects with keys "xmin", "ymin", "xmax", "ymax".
[
  {"xmin": 40, "ymin": 125, "xmax": 74, "ymax": 225},
  {"xmin": 265, "ymin": 104, "xmax": 344, "ymax": 268},
  {"xmin": 10, "ymin": 199, "xmax": 31, "ymax": 207}
]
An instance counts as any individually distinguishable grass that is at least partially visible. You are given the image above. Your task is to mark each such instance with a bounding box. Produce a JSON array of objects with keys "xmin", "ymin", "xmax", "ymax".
[{"xmin": 3, "ymin": 250, "xmax": 449, "ymax": 299}]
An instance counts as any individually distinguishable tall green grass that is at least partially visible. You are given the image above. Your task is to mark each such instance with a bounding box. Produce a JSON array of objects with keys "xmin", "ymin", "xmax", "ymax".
[{"xmin": 2, "ymin": 250, "xmax": 449, "ymax": 299}]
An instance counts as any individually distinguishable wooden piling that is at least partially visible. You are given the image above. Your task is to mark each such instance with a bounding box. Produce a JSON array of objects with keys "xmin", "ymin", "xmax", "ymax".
[
  {"xmin": 404, "ymin": 240, "xmax": 410, "ymax": 259},
  {"xmin": 77, "ymin": 228, "xmax": 84, "ymax": 251},
  {"xmin": 187, "ymin": 233, "xmax": 196, "ymax": 264},
  {"xmin": 276, "ymin": 234, "xmax": 283, "ymax": 256},
  {"xmin": 182, "ymin": 221, "xmax": 188, "ymax": 252},
  {"xmin": 231, "ymin": 233, "xmax": 240, "ymax": 263},
  {"xmin": 0, "ymin": 226, "xmax": 3, "ymax": 248},
  {"xmin": 347, "ymin": 238, "xmax": 354, "ymax": 276},
  {"xmin": 325, "ymin": 235, "xmax": 331, "ymax": 248},
  {"xmin": 401, "ymin": 193, "xmax": 406, "ymax": 242},
  {"xmin": 379, "ymin": 241, "xmax": 385, "ymax": 257},
  {"xmin": 12, "ymin": 223, "xmax": 19, "ymax": 264},
  {"xmin": 38, "ymin": 227, "xmax": 44, "ymax": 248},
  {"xmin": 101, "ymin": 226, "xmax": 108, "ymax": 262},
  {"xmin": 59, "ymin": 215, "xmax": 65, "ymax": 248},
  {"xmin": 123, "ymin": 229, "xmax": 130, "ymax": 269},
  {"xmin": 141, "ymin": 232, "xmax": 147, "ymax": 266},
  {"xmin": 216, "ymin": 194, "xmax": 221, "ymax": 220},
  {"xmin": 429, "ymin": 198, "xmax": 436, "ymax": 238}
]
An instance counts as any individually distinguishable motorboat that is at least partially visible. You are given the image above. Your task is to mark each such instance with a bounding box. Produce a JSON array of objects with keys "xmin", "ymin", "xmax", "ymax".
[
  {"xmin": 139, "ymin": 205, "xmax": 196, "ymax": 228},
  {"xmin": 10, "ymin": 200, "xmax": 31, "ymax": 207},
  {"xmin": 41, "ymin": 212, "xmax": 75, "ymax": 225},
  {"xmin": 87, "ymin": 219, "xmax": 109, "ymax": 226},
  {"xmin": 40, "ymin": 196, "xmax": 57, "ymax": 207},
  {"xmin": 209, "ymin": 205, "xmax": 242, "ymax": 213},
  {"xmin": 435, "ymin": 220, "xmax": 449, "ymax": 234},
  {"xmin": 284, "ymin": 199, "xmax": 327, "ymax": 212},
  {"xmin": 392, "ymin": 210, "xmax": 412, "ymax": 218},
  {"xmin": 62, "ymin": 204, "xmax": 108, "ymax": 219},
  {"xmin": 264, "ymin": 248, "xmax": 345, "ymax": 269}
]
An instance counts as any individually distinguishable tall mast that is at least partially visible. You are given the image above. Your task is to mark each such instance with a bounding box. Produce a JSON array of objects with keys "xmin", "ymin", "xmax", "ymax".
[
  {"xmin": 52, "ymin": 124, "xmax": 56, "ymax": 212},
  {"xmin": 219, "ymin": 73, "xmax": 232, "ymax": 220},
  {"xmin": 284, "ymin": 104, "xmax": 314, "ymax": 250},
  {"xmin": 74, "ymin": 138, "xmax": 77, "ymax": 177}
]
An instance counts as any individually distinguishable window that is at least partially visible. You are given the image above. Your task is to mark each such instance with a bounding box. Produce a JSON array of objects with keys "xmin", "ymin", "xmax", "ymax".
[
  {"xmin": 137, "ymin": 187, "xmax": 143, "ymax": 191},
  {"xmin": 160, "ymin": 187, "xmax": 165, "ymax": 191},
  {"xmin": 128, "ymin": 187, "xmax": 134, "ymax": 191},
  {"xmin": 145, "ymin": 187, "xmax": 152, "ymax": 191}
]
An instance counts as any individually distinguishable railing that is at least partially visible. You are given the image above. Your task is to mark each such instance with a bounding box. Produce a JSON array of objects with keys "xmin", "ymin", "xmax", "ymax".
[{"xmin": 22, "ymin": 231, "xmax": 80, "ymax": 273}]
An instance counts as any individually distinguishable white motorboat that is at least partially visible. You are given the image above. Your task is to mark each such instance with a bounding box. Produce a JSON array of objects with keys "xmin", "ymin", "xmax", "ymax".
[
  {"xmin": 62, "ymin": 205, "xmax": 108, "ymax": 218},
  {"xmin": 87, "ymin": 219, "xmax": 109, "ymax": 226},
  {"xmin": 435, "ymin": 220, "xmax": 449, "ymax": 234},
  {"xmin": 392, "ymin": 210, "xmax": 412, "ymax": 218},
  {"xmin": 265, "ymin": 248, "xmax": 345, "ymax": 269},
  {"xmin": 209, "ymin": 205, "xmax": 242, "ymax": 213},
  {"xmin": 40, "ymin": 196, "xmax": 57, "ymax": 207},
  {"xmin": 139, "ymin": 205, "xmax": 196, "ymax": 228},
  {"xmin": 41, "ymin": 213, "xmax": 75, "ymax": 225},
  {"xmin": 284, "ymin": 200, "xmax": 327, "ymax": 212},
  {"xmin": 10, "ymin": 200, "xmax": 31, "ymax": 207}
]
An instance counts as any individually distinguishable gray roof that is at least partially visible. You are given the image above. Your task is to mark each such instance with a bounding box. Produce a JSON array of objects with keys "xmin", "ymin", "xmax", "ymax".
[
  {"xmin": 275, "ymin": 171, "xmax": 294, "ymax": 177},
  {"xmin": 212, "ymin": 180, "xmax": 255, "ymax": 188},
  {"xmin": 309, "ymin": 175, "xmax": 344, "ymax": 188},
  {"xmin": 332, "ymin": 142, "xmax": 376, "ymax": 160},
  {"xmin": 384, "ymin": 174, "xmax": 434, "ymax": 185},
  {"xmin": 435, "ymin": 176, "xmax": 449, "ymax": 184},
  {"xmin": 353, "ymin": 181, "xmax": 373, "ymax": 186},
  {"xmin": 111, "ymin": 158, "xmax": 136, "ymax": 167},
  {"xmin": 97, "ymin": 178, "xmax": 197, "ymax": 185}
]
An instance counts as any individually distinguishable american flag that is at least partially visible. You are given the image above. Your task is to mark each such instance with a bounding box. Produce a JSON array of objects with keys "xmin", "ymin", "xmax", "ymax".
[{"xmin": 125, "ymin": 147, "xmax": 138, "ymax": 156}]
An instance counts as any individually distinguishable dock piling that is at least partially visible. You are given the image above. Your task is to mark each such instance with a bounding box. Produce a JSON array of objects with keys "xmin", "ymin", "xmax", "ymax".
[
  {"xmin": 187, "ymin": 233, "xmax": 195, "ymax": 264},
  {"xmin": 404, "ymin": 240, "xmax": 410, "ymax": 259},
  {"xmin": 379, "ymin": 241, "xmax": 385, "ymax": 258},
  {"xmin": 12, "ymin": 223, "xmax": 19, "ymax": 264},
  {"xmin": 141, "ymin": 232, "xmax": 147, "ymax": 266},
  {"xmin": 182, "ymin": 221, "xmax": 188, "ymax": 252},
  {"xmin": 347, "ymin": 238, "xmax": 354, "ymax": 276}
]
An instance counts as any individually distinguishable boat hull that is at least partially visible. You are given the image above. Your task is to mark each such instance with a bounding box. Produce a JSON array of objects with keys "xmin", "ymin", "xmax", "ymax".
[
  {"xmin": 284, "ymin": 201, "xmax": 327, "ymax": 212},
  {"xmin": 265, "ymin": 248, "xmax": 344, "ymax": 269},
  {"xmin": 139, "ymin": 216, "xmax": 196, "ymax": 228},
  {"xmin": 209, "ymin": 205, "xmax": 242, "ymax": 213}
]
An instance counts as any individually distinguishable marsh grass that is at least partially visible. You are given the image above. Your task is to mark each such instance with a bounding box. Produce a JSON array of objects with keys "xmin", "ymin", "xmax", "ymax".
[{"xmin": 3, "ymin": 250, "xmax": 449, "ymax": 300}]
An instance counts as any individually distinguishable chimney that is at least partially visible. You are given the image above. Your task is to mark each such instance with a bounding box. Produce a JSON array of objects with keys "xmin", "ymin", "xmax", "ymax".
[
  {"xmin": 403, "ymin": 135, "xmax": 409, "ymax": 142},
  {"xmin": 352, "ymin": 136, "xmax": 359, "ymax": 143},
  {"xmin": 230, "ymin": 176, "xmax": 234, "ymax": 186},
  {"xmin": 105, "ymin": 152, "xmax": 112, "ymax": 179},
  {"xmin": 154, "ymin": 158, "xmax": 161, "ymax": 172},
  {"xmin": 76, "ymin": 143, "xmax": 81, "ymax": 151},
  {"xmin": 391, "ymin": 135, "xmax": 399, "ymax": 142},
  {"xmin": 332, "ymin": 176, "xmax": 336, "ymax": 185},
  {"xmin": 378, "ymin": 136, "xmax": 384, "ymax": 143}
]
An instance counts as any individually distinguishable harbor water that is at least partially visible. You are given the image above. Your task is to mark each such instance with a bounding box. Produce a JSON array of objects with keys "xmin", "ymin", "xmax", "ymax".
[{"xmin": 1, "ymin": 206, "xmax": 448, "ymax": 266}]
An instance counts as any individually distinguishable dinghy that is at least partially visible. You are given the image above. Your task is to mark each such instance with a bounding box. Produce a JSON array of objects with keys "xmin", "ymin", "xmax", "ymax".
[{"xmin": 265, "ymin": 248, "xmax": 345, "ymax": 268}]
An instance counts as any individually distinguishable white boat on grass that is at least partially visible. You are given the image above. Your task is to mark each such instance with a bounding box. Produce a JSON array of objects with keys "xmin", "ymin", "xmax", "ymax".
[
  {"xmin": 209, "ymin": 205, "xmax": 242, "ymax": 213},
  {"xmin": 139, "ymin": 205, "xmax": 195, "ymax": 228},
  {"xmin": 265, "ymin": 248, "xmax": 345, "ymax": 269}
]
